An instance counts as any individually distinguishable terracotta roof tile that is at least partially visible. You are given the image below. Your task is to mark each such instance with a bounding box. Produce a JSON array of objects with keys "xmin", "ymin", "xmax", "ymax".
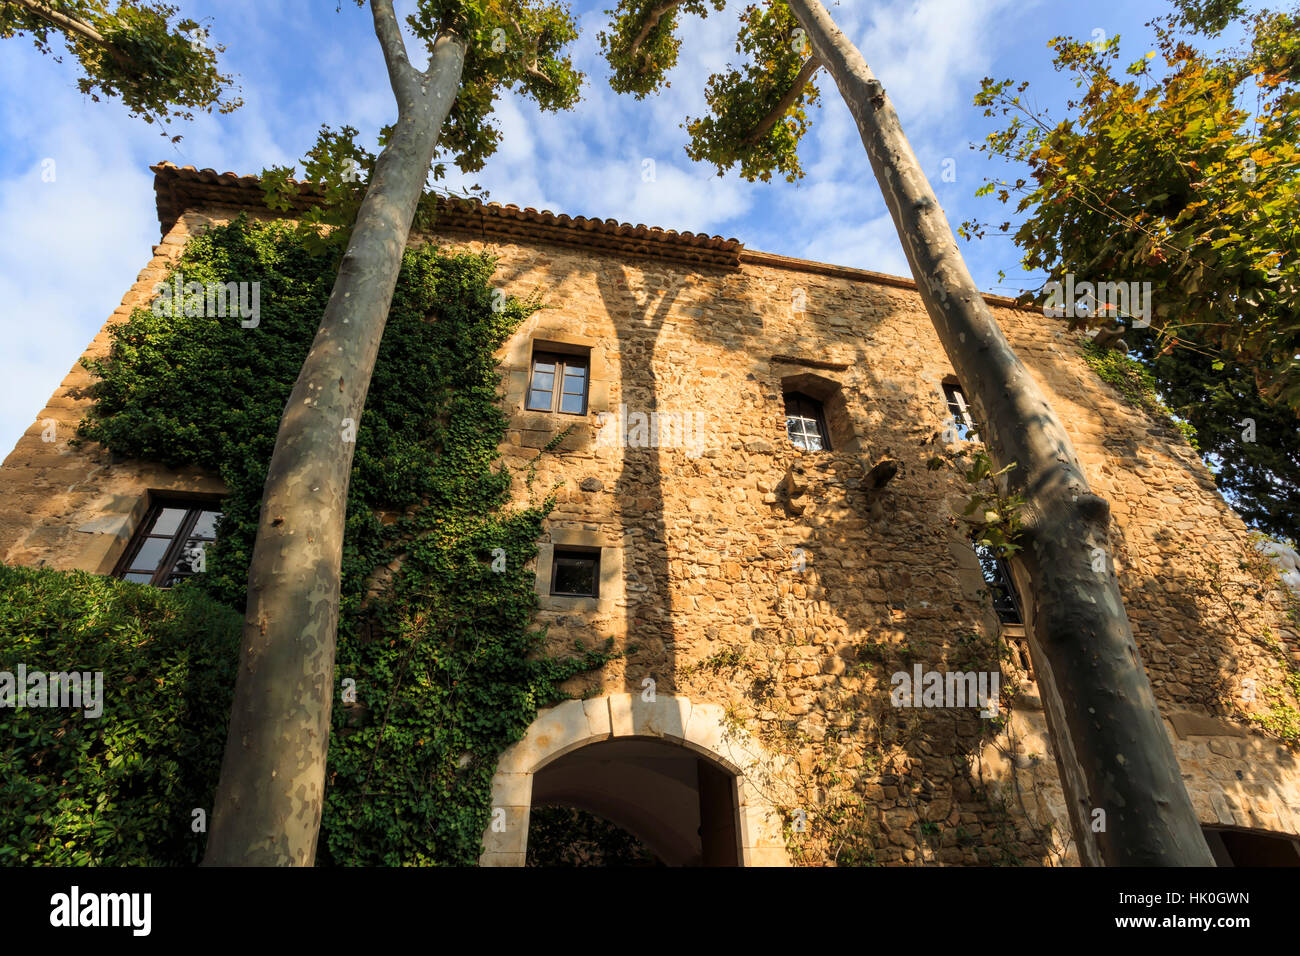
[
  {"xmin": 151, "ymin": 161, "xmax": 744, "ymax": 269},
  {"xmin": 149, "ymin": 161, "xmax": 1030, "ymax": 308}
]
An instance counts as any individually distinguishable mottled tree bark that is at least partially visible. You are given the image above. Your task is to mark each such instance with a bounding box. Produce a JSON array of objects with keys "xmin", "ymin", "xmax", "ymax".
[
  {"xmin": 203, "ymin": 2, "xmax": 465, "ymax": 866},
  {"xmin": 786, "ymin": 0, "xmax": 1212, "ymax": 866}
]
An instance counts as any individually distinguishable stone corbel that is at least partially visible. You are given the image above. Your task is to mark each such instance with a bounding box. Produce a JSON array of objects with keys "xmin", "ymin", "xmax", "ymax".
[
  {"xmin": 863, "ymin": 456, "xmax": 900, "ymax": 520},
  {"xmin": 781, "ymin": 464, "xmax": 809, "ymax": 516}
]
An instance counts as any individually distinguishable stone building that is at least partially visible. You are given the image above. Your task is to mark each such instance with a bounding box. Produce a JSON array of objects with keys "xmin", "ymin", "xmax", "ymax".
[{"xmin": 2, "ymin": 162, "xmax": 1298, "ymax": 866}]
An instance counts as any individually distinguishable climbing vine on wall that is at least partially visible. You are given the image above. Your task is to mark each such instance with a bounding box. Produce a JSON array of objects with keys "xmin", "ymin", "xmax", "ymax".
[
  {"xmin": 1180, "ymin": 533, "xmax": 1300, "ymax": 746},
  {"xmin": 76, "ymin": 214, "xmax": 613, "ymax": 864},
  {"xmin": 1079, "ymin": 339, "xmax": 1200, "ymax": 449}
]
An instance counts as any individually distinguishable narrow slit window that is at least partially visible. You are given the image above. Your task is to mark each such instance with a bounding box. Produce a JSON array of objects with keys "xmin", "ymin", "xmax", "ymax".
[
  {"xmin": 550, "ymin": 548, "xmax": 600, "ymax": 597},
  {"xmin": 943, "ymin": 382, "xmax": 979, "ymax": 442},
  {"xmin": 115, "ymin": 499, "xmax": 222, "ymax": 588},
  {"xmin": 973, "ymin": 541, "xmax": 1022, "ymax": 626},
  {"xmin": 527, "ymin": 350, "xmax": 589, "ymax": 415},
  {"xmin": 784, "ymin": 391, "xmax": 830, "ymax": 451}
]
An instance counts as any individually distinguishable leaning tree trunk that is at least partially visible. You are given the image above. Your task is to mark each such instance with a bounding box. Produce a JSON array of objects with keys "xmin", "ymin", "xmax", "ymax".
[
  {"xmin": 786, "ymin": 0, "xmax": 1212, "ymax": 866},
  {"xmin": 203, "ymin": 7, "xmax": 466, "ymax": 866}
]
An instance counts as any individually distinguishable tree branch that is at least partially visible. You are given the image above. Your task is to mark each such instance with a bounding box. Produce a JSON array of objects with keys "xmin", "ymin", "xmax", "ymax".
[
  {"xmin": 420, "ymin": 31, "xmax": 467, "ymax": 88},
  {"xmin": 370, "ymin": 0, "xmax": 418, "ymax": 100},
  {"xmin": 11, "ymin": 0, "xmax": 106, "ymax": 46},
  {"xmin": 629, "ymin": 0, "xmax": 682, "ymax": 72},
  {"xmin": 505, "ymin": 17, "xmax": 553, "ymax": 87},
  {"xmin": 12, "ymin": 0, "xmax": 137, "ymax": 74},
  {"xmin": 741, "ymin": 56, "xmax": 822, "ymax": 145}
]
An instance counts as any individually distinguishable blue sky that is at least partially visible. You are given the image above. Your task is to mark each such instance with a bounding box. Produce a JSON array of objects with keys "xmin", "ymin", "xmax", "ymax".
[{"xmin": 0, "ymin": 0, "xmax": 1199, "ymax": 458}]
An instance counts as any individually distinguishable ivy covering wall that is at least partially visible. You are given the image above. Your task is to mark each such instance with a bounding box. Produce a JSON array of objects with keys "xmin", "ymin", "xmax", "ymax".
[{"xmin": 51, "ymin": 214, "xmax": 611, "ymax": 865}]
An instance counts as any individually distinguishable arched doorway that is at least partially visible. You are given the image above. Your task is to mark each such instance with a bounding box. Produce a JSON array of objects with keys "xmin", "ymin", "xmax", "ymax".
[
  {"xmin": 528, "ymin": 737, "xmax": 739, "ymax": 865},
  {"xmin": 480, "ymin": 693, "xmax": 792, "ymax": 866},
  {"xmin": 1203, "ymin": 825, "xmax": 1300, "ymax": 866}
]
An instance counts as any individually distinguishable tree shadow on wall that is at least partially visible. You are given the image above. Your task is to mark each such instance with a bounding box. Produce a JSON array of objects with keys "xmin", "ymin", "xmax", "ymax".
[{"xmin": 593, "ymin": 261, "xmax": 685, "ymax": 698}]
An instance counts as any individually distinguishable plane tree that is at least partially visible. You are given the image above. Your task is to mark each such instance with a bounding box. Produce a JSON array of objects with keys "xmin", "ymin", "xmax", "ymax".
[
  {"xmin": 964, "ymin": 3, "xmax": 1299, "ymax": 540},
  {"xmin": 600, "ymin": 0, "xmax": 1215, "ymax": 865},
  {"xmin": 203, "ymin": 0, "xmax": 582, "ymax": 867},
  {"xmin": 0, "ymin": 0, "xmax": 240, "ymax": 137}
]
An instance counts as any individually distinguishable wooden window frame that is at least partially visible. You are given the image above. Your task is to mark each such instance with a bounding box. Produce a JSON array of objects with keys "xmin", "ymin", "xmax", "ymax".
[
  {"xmin": 784, "ymin": 390, "xmax": 832, "ymax": 451},
  {"xmin": 526, "ymin": 349, "xmax": 590, "ymax": 416},
  {"xmin": 112, "ymin": 495, "xmax": 222, "ymax": 588},
  {"xmin": 549, "ymin": 547, "xmax": 601, "ymax": 598}
]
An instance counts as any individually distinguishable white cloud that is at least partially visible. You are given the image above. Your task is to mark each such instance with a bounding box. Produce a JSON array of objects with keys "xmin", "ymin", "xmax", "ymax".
[
  {"xmin": 855, "ymin": 0, "xmax": 1033, "ymax": 124},
  {"xmin": 799, "ymin": 216, "xmax": 912, "ymax": 276},
  {"xmin": 0, "ymin": 112, "xmax": 156, "ymax": 461},
  {"xmin": 0, "ymin": 0, "xmax": 1051, "ymax": 457}
]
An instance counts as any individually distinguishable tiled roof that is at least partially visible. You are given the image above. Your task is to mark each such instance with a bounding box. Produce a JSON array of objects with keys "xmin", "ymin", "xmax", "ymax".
[
  {"xmin": 149, "ymin": 161, "xmax": 1030, "ymax": 309},
  {"xmin": 150, "ymin": 162, "xmax": 744, "ymax": 269},
  {"xmin": 152, "ymin": 162, "xmax": 319, "ymax": 233}
]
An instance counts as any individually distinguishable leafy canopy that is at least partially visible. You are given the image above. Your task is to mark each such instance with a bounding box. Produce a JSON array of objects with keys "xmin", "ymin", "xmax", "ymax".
[
  {"xmin": 0, "ymin": 0, "xmax": 240, "ymax": 137},
  {"xmin": 964, "ymin": 2, "xmax": 1299, "ymax": 540},
  {"xmin": 966, "ymin": 4, "xmax": 1300, "ymax": 411},
  {"xmin": 1126, "ymin": 327, "xmax": 1300, "ymax": 541},
  {"xmin": 601, "ymin": 0, "xmax": 823, "ymax": 182},
  {"xmin": 1167, "ymin": 0, "xmax": 1249, "ymax": 34},
  {"xmin": 261, "ymin": 0, "xmax": 584, "ymax": 247},
  {"xmin": 601, "ymin": 0, "xmax": 725, "ymax": 98}
]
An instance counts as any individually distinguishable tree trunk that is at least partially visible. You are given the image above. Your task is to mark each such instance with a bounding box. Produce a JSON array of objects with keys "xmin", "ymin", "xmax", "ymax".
[
  {"xmin": 203, "ymin": 6, "xmax": 465, "ymax": 866},
  {"xmin": 786, "ymin": 0, "xmax": 1213, "ymax": 866}
]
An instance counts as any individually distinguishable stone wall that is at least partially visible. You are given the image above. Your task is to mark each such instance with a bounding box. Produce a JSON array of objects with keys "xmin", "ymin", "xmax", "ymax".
[
  {"xmin": 2, "ymin": 202, "xmax": 1297, "ymax": 865},
  {"xmin": 0, "ymin": 209, "xmax": 231, "ymax": 575},
  {"xmin": 466, "ymin": 229, "xmax": 1300, "ymax": 863}
]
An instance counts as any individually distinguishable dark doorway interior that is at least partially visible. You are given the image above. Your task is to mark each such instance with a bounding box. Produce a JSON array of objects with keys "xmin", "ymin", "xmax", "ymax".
[
  {"xmin": 527, "ymin": 737, "xmax": 741, "ymax": 866},
  {"xmin": 525, "ymin": 806, "xmax": 661, "ymax": 866},
  {"xmin": 1203, "ymin": 825, "xmax": 1300, "ymax": 866}
]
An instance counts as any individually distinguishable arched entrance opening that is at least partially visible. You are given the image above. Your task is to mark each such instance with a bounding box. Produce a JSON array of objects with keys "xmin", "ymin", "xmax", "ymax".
[
  {"xmin": 528, "ymin": 737, "xmax": 740, "ymax": 866},
  {"xmin": 480, "ymin": 694, "xmax": 792, "ymax": 866},
  {"xmin": 1202, "ymin": 825, "xmax": 1300, "ymax": 866}
]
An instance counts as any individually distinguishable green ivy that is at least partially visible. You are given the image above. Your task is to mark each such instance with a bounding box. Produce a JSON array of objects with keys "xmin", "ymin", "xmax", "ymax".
[
  {"xmin": 1080, "ymin": 339, "xmax": 1200, "ymax": 449},
  {"xmin": 73, "ymin": 214, "xmax": 613, "ymax": 865},
  {"xmin": 0, "ymin": 565, "xmax": 242, "ymax": 865}
]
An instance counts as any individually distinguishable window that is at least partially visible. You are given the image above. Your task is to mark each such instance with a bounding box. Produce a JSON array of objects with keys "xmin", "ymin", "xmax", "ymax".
[
  {"xmin": 943, "ymin": 382, "xmax": 979, "ymax": 442},
  {"xmin": 974, "ymin": 541, "xmax": 1022, "ymax": 626},
  {"xmin": 784, "ymin": 391, "xmax": 831, "ymax": 451},
  {"xmin": 114, "ymin": 498, "xmax": 221, "ymax": 587},
  {"xmin": 527, "ymin": 350, "xmax": 589, "ymax": 414},
  {"xmin": 550, "ymin": 548, "xmax": 600, "ymax": 597}
]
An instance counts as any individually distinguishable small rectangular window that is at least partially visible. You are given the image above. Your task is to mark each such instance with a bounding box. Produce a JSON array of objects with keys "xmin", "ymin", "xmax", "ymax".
[
  {"xmin": 550, "ymin": 548, "xmax": 600, "ymax": 597},
  {"xmin": 527, "ymin": 350, "xmax": 589, "ymax": 415},
  {"xmin": 115, "ymin": 498, "xmax": 222, "ymax": 588},
  {"xmin": 784, "ymin": 391, "xmax": 831, "ymax": 451},
  {"xmin": 943, "ymin": 382, "xmax": 979, "ymax": 443}
]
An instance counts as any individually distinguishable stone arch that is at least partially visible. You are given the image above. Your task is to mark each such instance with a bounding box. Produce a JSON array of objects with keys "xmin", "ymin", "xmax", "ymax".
[
  {"xmin": 1168, "ymin": 723, "xmax": 1300, "ymax": 844},
  {"xmin": 480, "ymin": 693, "xmax": 793, "ymax": 866}
]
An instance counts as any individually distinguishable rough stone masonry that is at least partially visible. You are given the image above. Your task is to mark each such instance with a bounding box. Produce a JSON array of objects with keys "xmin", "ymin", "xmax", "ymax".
[{"xmin": 1, "ymin": 163, "xmax": 1297, "ymax": 866}]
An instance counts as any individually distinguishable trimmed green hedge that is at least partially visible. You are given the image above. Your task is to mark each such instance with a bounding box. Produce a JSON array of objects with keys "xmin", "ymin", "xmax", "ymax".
[{"xmin": 0, "ymin": 564, "xmax": 241, "ymax": 865}]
